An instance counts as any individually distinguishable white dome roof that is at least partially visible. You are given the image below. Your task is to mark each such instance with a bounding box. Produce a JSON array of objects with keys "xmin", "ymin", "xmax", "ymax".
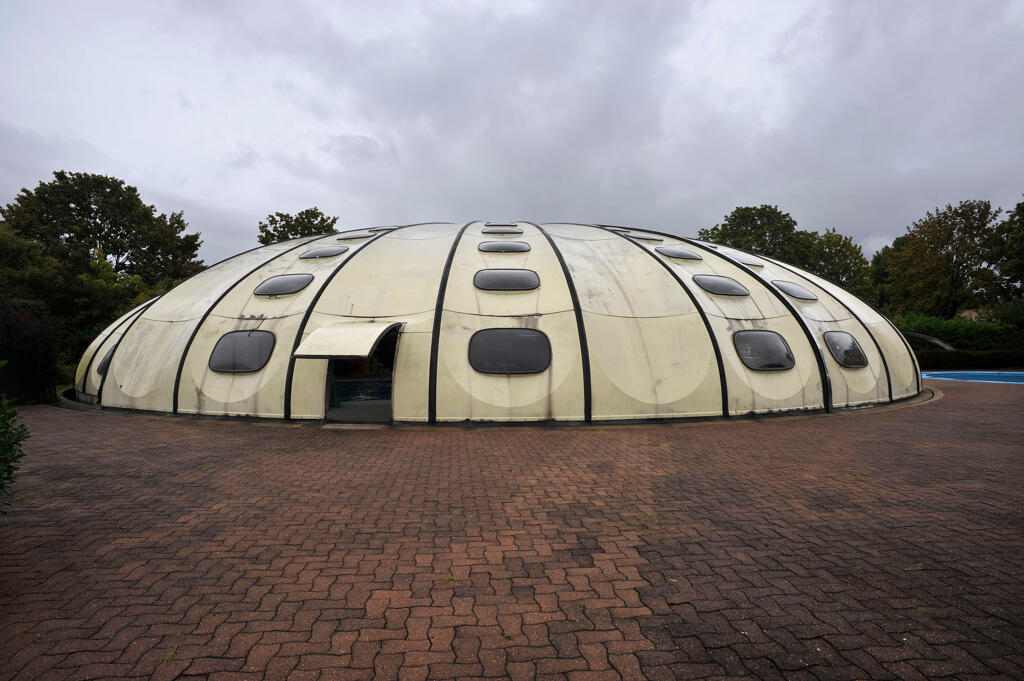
[{"xmin": 75, "ymin": 222, "xmax": 919, "ymax": 422}]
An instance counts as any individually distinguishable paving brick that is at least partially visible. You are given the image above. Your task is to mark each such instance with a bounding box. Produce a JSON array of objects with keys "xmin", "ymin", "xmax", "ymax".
[{"xmin": 0, "ymin": 382, "xmax": 1020, "ymax": 680}]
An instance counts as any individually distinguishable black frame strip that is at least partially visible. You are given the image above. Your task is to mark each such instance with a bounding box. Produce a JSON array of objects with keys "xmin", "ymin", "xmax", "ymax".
[
  {"xmin": 530, "ymin": 223, "xmax": 593, "ymax": 422},
  {"xmin": 592, "ymin": 224, "xmax": 730, "ymax": 417},
  {"xmin": 97, "ymin": 295, "xmax": 165, "ymax": 405},
  {"xmin": 172, "ymin": 234, "xmax": 332, "ymax": 414},
  {"xmin": 427, "ymin": 222, "xmax": 474, "ymax": 423},
  {"xmin": 283, "ymin": 223, "xmax": 430, "ymax": 419},
  {"xmin": 79, "ymin": 297, "xmax": 159, "ymax": 394},
  {"xmin": 758, "ymin": 254, "xmax": 894, "ymax": 402},
  {"xmin": 95, "ymin": 239, "xmax": 279, "ymax": 407},
  {"xmin": 678, "ymin": 237, "xmax": 834, "ymax": 412}
]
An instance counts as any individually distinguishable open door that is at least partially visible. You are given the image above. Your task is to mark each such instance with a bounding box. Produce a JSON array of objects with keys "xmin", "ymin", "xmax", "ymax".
[{"xmin": 294, "ymin": 322, "xmax": 402, "ymax": 423}]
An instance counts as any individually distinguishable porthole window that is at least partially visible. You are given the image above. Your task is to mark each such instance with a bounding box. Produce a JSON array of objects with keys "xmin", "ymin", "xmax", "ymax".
[
  {"xmin": 485, "ymin": 222, "xmax": 518, "ymax": 227},
  {"xmin": 773, "ymin": 280, "xmax": 818, "ymax": 301},
  {"xmin": 693, "ymin": 274, "xmax": 750, "ymax": 296},
  {"xmin": 655, "ymin": 246, "xmax": 702, "ymax": 260},
  {"xmin": 482, "ymin": 227, "xmax": 523, "ymax": 235},
  {"xmin": 468, "ymin": 328, "xmax": 551, "ymax": 374},
  {"xmin": 473, "ymin": 269, "xmax": 540, "ymax": 291},
  {"xmin": 253, "ymin": 273, "xmax": 314, "ymax": 296},
  {"xmin": 209, "ymin": 330, "xmax": 276, "ymax": 373},
  {"xmin": 96, "ymin": 346, "xmax": 115, "ymax": 376},
  {"xmin": 823, "ymin": 331, "xmax": 869, "ymax": 368},
  {"xmin": 479, "ymin": 241, "xmax": 531, "ymax": 253},
  {"xmin": 299, "ymin": 245, "xmax": 349, "ymax": 259},
  {"xmin": 733, "ymin": 330, "xmax": 795, "ymax": 371},
  {"xmin": 337, "ymin": 230, "xmax": 375, "ymax": 240},
  {"xmin": 733, "ymin": 254, "xmax": 764, "ymax": 267}
]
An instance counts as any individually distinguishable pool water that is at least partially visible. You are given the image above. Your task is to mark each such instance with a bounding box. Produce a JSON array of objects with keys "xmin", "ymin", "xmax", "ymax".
[{"xmin": 922, "ymin": 371, "xmax": 1024, "ymax": 384}]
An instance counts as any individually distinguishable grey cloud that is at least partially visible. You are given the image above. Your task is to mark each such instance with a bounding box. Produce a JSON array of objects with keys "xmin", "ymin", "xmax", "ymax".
[{"xmin": 1, "ymin": 0, "xmax": 1022, "ymax": 264}]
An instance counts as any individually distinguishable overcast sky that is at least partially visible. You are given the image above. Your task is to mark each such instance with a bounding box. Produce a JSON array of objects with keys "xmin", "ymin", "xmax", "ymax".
[{"xmin": 1, "ymin": 0, "xmax": 1022, "ymax": 263}]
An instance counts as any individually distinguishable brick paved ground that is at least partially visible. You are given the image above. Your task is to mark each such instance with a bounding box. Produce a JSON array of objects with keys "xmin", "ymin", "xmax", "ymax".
[{"xmin": 1, "ymin": 381, "xmax": 1022, "ymax": 681}]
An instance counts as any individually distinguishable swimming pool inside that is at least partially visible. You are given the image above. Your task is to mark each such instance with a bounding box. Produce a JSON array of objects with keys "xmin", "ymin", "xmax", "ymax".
[{"xmin": 923, "ymin": 371, "xmax": 1024, "ymax": 384}]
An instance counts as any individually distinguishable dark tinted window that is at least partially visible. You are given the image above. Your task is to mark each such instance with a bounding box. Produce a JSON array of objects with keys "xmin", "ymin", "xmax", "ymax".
[
  {"xmin": 209, "ymin": 330, "xmax": 276, "ymax": 373},
  {"xmin": 300, "ymin": 245, "xmax": 349, "ymax": 259},
  {"xmin": 96, "ymin": 346, "xmax": 115, "ymax": 376},
  {"xmin": 693, "ymin": 274, "xmax": 750, "ymax": 296},
  {"xmin": 773, "ymin": 280, "xmax": 818, "ymax": 301},
  {"xmin": 468, "ymin": 328, "xmax": 551, "ymax": 374},
  {"xmin": 733, "ymin": 330, "xmax": 795, "ymax": 371},
  {"xmin": 733, "ymin": 254, "xmax": 764, "ymax": 267},
  {"xmin": 473, "ymin": 269, "xmax": 540, "ymax": 291},
  {"xmin": 656, "ymin": 246, "xmax": 702, "ymax": 260},
  {"xmin": 823, "ymin": 331, "xmax": 869, "ymax": 368},
  {"xmin": 337, "ymin": 230, "xmax": 375, "ymax": 240},
  {"xmin": 368, "ymin": 226, "xmax": 395, "ymax": 232},
  {"xmin": 479, "ymin": 240, "xmax": 531, "ymax": 253},
  {"xmin": 485, "ymin": 222, "xmax": 518, "ymax": 226},
  {"xmin": 253, "ymin": 273, "xmax": 314, "ymax": 296},
  {"xmin": 482, "ymin": 227, "xmax": 523, "ymax": 235},
  {"xmin": 626, "ymin": 232, "xmax": 662, "ymax": 242}
]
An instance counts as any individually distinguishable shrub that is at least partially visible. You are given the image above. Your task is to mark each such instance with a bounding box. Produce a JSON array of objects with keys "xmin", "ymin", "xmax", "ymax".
[
  {"xmin": 916, "ymin": 349, "xmax": 1024, "ymax": 371},
  {"xmin": 0, "ymin": 300, "xmax": 58, "ymax": 403},
  {"xmin": 894, "ymin": 313, "xmax": 1024, "ymax": 351},
  {"xmin": 0, "ymin": 361, "xmax": 30, "ymax": 514}
]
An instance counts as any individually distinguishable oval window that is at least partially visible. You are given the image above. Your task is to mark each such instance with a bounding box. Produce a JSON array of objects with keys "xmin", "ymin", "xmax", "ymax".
[
  {"xmin": 655, "ymin": 246, "xmax": 702, "ymax": 260},
  {"xmin": 823, "ymin": 331, "xmax": 869, "ymax": 368},
  {"xmin": 253, "ymin": 273, "xmax": 314, "ymax": 296},
  {"xmin": 693, "ymin": 274, "xmax": 750, "ymax": 296},
  {"xmin": 473, "ymin": 269, "xmax": 540, "ymax": 291},
  {"xmin": 479, "ymin": 241, "xmax": 531, "ymax": 253},
  {"xmin": 337, "ymin": 230, "xmax": 375, "ymax": 240},
  {"xmin": 733, "ymin": 253, "xmax": 764, "ymax": 267},
  {"xmin": 625, "ymin": 232, "xmax": 662, "ymax": 242},
  {"xmin": 482, "ymin": 227, "xmax": 523, "ymax": 235},
  {"xmin": 209, "ymin": 330, "xmax": 276, "ymax": 373},
  {"xmin": 300, "ymin": 245, "xmax": 349, "ymax": 259},
  {"xmin": 96, "ymin": 346, "xmax": 116, "ymax": 376},
  {"xmin": 733, "ymin": 330, "xmax": 795, "ymax": 371},
  {"xmin": 773, "ymin": 280, "xmax": 818, "ymax": 301},
  {"xmin": 468, "ymin": 328, "xmax": 551, "ymax": 374}
]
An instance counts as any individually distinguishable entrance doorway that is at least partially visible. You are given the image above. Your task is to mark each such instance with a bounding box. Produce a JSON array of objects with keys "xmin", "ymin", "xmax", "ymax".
[{"xmin": 325, "ymin": 325, "xmax": 399, "ymax": 423}]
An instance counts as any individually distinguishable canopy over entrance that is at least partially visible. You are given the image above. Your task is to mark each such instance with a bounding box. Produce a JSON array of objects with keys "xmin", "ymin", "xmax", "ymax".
[{"xmin": 293, "ymin": 321, "xmax": 403, "ymax": 359}]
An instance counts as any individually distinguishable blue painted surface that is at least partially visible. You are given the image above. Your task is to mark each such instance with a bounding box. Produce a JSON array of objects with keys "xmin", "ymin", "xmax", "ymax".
[{"xmin": 923, "ymin": 371, "xmax": 1024, "ymax": 384}]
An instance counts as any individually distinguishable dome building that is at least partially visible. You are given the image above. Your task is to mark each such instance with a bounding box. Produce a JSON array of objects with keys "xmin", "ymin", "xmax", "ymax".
[{"xmin": 74, "ymin": 222, "xmax": 919, "ymax": 423}]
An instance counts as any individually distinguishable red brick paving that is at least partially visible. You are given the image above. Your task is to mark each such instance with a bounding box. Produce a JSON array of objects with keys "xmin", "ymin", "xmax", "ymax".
[{"xmin": 1, "ymin": 381, "xmax": 1022, "ymax": 680}]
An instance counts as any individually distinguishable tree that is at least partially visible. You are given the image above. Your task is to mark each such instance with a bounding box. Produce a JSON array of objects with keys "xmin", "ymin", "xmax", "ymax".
[
  {"xmin": 881, "ymin": 200, "xmax": 1003, "ymax": 318},
  {"xmin": 0, "ymin": 171, "xmax": 203, "ymax": 288},
  {"xmin": 802, "ymin": 228, "xmax": 872, "ymax": 298},
  {"xmin": 0, "ymin": 172, "xmax": 204, "ymax": 385},
  {"xmin": 993, "ymin": 197, "xmax": 1024, "ymax": 297},
  {"xmin": 698, "ymin": 205, "xmax": 804, "ymax": 263},
  {"xmin": 257, "ymin": 207, "xmax": 338, "ymax": 245},
  {"xmin": 699, "ymin": 205, "xmax": 871, "ymax": 296}
]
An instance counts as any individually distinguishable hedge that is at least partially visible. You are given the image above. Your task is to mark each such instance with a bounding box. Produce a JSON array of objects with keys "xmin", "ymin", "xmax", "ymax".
[
  {"xmin": 894, "ymin": 313, "xmax": 1023, "ymax": 351},
  {"xmin": 915, "ymin": 349, "xmax": 1024, "ymax": 371}
]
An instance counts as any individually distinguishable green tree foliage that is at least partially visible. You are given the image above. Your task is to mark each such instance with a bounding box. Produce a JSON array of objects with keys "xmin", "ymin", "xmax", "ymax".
[
  {"xmin": 993, "ymin": 197, "xmax": 1024, "ymax": 297},
  {"xmin": 0, "ymin": 361, "xmax": 30, "ymax": 514},
  {"xmin": 698, "ymin": 205, "xmax": 872, "ymax": 297},
  {"xmin": 0, "ymin": 172, "xmax": 204, "ymax": 391},
  {"xmin": 879, "ymin": 200, "xmax": 1003, "ymax": 318},
  {"xmin": 698, "ymin": 205, "xmax": 804, "ymax": 262},
  {"xmin": 0, "ymin": 171, "xmax": 203, "ymax": 287},
  {"xmin": 257, "ymin": 207, "xmax": 338, "ymax": 245}
]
